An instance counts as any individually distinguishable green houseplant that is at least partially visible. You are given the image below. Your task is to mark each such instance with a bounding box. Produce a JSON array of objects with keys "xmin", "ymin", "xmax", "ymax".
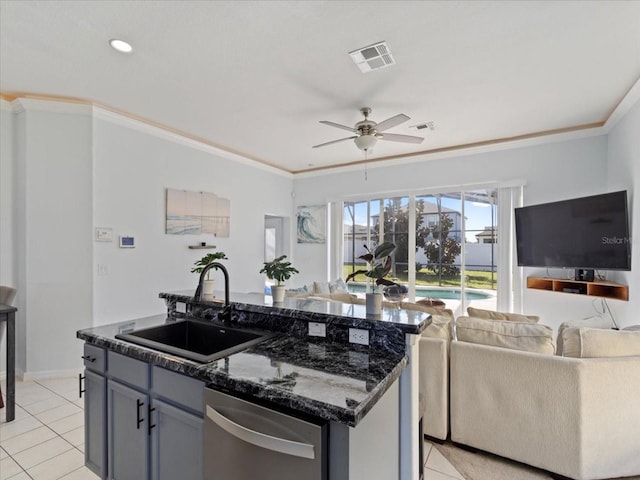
[
  {"xmin": 191, "ymin": 251, "xmax": 228, "ymax": 296},
  {"xmin": 345, "ymin": 241, "xmax": 397, "ymax": 314},
  {"xmin": 259, "ymin": 255, "xmax": 299, "ymax": 302}
]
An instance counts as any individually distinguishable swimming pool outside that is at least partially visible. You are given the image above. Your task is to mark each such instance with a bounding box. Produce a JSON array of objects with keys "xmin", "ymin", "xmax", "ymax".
[{"xmin": 347, "ymin": 283, "xmax": 494, "ymax": 301}]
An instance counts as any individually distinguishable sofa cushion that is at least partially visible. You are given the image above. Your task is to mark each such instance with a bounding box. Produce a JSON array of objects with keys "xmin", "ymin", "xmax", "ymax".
[
  {"xmin": 556, "ymin": 315, "xmax": 612, "ymax": 355},
  {"xmin": 467, "ymin": 307, "xmax": 539, "ymax": 323},
  {"xmin": 456, "ymin": 316, "xmax": 555, "ymax": 354},
  {"xmin": 562, "ymin": 327, "xmax": 640, "ymax": 358}
]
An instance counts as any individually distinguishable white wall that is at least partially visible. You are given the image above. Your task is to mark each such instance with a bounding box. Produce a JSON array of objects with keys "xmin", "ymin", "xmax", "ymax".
[
  {"xmin": 92, "ymin": 114, "xmax": 294, "ymax": 324},
  {"xmin": 606, "ymin": 98, "xmax": 640, "ymax": 328},
  {"xmin": 0, "ymin": 100, "xmax": 293, "ymax": 376},
  {"xmin": 293, "ymin": 135, "xmax": 609, "ymax": 332},
  {"xmin": 10, "ymin": 103, "xmax": 94, "ymax": 376}
]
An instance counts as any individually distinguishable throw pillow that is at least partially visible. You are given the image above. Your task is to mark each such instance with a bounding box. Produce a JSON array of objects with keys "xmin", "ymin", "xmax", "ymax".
[
  {"xmin": 313, "ymin": 281, "xmax": 331, "ymax": 295},
  {"xmin": 556, "ymin": 315, "xmax": 612, "ymax": 355},
  {"xmin": 329, "ymin": 278, "xmax": 349, "ymax": 293},
  {"xmin": 467, "ymin": 306, "xmax": 539, "ymax": 323},
  {"xmin": 562, "ymin": 327, "xmax": 640, "ymax": 358},
  {"xmin": 456, "ymin": 316, "xmax": 555, "ymax": 354}
]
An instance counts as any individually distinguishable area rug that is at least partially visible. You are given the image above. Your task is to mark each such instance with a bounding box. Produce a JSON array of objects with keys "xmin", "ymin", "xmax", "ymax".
[{"xmin": 432, "ymin": 442, "xmax": 554, "ymax": 480}]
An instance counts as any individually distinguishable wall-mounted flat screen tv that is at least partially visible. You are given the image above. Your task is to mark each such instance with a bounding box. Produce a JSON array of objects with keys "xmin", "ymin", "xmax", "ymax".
[{"xmin": 515, "ymin": 191, "xmax": 631, "ymax": 270}]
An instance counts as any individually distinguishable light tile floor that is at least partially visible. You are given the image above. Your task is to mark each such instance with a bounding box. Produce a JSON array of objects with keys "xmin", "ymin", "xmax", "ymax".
[{"xmin": 1, "ymin": 376, "xmax": 464, "ymax": 480}]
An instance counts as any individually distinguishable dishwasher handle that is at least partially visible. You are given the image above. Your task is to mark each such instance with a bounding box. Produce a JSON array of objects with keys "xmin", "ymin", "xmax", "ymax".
[{"xmin": 206, "ymin": 405, "xmax": 315, "ymax": 460}]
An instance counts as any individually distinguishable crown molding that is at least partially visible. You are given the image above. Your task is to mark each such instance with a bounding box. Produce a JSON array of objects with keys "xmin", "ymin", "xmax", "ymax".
[
  {"xmin": 11, "ymin": 97, "xmax": 92, "ymax": 116},
  {"xmin": 294, "ymin": 124, "xmax": 606, "ymax": 179},
  {"xmin": 0, "ymin": 93, "xmax": 292, "ymax": 179}
]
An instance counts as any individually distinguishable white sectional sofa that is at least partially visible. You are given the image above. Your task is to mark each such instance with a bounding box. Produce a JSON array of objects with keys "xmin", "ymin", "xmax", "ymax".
[{"xmin": 449, "ymin": 318, "xmax": 640, "ymax": 480}]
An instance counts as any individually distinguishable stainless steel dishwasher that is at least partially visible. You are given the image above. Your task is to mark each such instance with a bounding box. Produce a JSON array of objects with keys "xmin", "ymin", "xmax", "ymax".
[{"xmin": 204, "ymin": 388, "xmax": 327, "ymax": 480}]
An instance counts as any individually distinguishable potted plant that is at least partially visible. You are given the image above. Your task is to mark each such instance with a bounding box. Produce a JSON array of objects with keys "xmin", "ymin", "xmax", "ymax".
[
  {"xmin": 345, "ymin": 241, "xmax": 397, "ymax": 315},
  {"xmin": 191, "ymin": 250, "xmax": 228, "ymax": 296},
  {"xmin": 259, "ymin": 255, "xmax": 299, "ymax": 303}
]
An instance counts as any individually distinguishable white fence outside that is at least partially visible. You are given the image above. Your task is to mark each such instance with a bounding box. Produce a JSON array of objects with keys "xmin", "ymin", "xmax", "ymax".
[{"xmin": 344, "ymin": 241, "xmax": 496, "ymax": 271}]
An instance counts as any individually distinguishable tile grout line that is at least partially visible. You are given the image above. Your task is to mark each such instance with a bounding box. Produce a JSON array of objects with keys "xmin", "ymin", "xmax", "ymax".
[{"xmin": 2, "ymin": 378, "xmax": 85, "ymax": 479}]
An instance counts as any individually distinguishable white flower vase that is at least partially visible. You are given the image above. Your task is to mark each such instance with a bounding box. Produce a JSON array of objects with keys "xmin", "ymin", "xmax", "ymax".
[
  {"xmin": 203, "ymin": 279, "xmax": 215, "ymax": 296},
  {"xmin": 366, "ymin": 292, "xmax": 382, "ymax": 315},
  {"xmin": 271, "ymin": 285, "xmax": 286, "ymax": 303}
]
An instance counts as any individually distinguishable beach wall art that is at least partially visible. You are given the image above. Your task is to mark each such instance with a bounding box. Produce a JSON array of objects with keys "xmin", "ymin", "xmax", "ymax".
[
  {"xmin": 166, "ymin": 188, "xmax": 230, "ymax": 237},
  {"xmin": 296, "ymin": 205, "xmax": 326, "ymax": 244}
]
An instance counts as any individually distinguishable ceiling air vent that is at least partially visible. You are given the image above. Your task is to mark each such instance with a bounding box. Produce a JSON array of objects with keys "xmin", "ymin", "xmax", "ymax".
[{"xmin": 349, "ymin": 41, "xmax": 395, "ymax": 73}]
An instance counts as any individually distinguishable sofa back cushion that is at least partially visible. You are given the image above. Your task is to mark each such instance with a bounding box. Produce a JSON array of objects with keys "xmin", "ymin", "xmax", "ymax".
[
  {"xmin": 562, "ymin": 327, "xmax": 640, "ymax": 358},
  {"xmin": 456, "ymin": 316, "xmax": 555, "ymax": 354},
  {"xmin": 556, "ymin": 315, "xmax": 613, "ymax": 355},
  {"xmin": 467, "ymin": 307, "xmax": 539, "ymax": 323},
  {"xmin": 422, "ymin": 315, "xmax": 452, "ymax": 342}
]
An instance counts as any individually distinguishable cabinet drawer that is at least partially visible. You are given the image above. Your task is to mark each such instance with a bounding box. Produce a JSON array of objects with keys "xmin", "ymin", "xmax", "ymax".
[
  {"xmin": 152, "ymin": 366, "xmax": 204, "ymax": 414},
  {"xmin": 83, "ymin": 344, "xmax": 106, "ymax": 373},
  {"xmin": 108, "ymin": 351, "xmax": 150, "ymax": 389}
]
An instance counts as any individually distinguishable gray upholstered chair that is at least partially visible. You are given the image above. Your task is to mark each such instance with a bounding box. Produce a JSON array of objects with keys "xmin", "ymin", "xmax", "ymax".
[{"xmin": 0, "ymin": 285, "xmax": 16, "ymax": 409}]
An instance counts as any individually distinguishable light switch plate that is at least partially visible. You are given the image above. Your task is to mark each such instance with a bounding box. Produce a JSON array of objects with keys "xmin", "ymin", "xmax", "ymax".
[
  {"xmin": 308, "ymin": 322, "xmax": 326, "ymax": 337},
  {"xmin": 95, "ymin": 227, "xmax": 113, "ymax": 242}
]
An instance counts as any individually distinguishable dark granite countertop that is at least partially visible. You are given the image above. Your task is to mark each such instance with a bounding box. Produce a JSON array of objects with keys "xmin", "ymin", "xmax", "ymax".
[
  {"xmin": 160, "ymin": 290, "xmax": 430, "ymax": 335},
  {"xmin": 77, "ymin": 314, "xmax": 408, "ymax": 427}
]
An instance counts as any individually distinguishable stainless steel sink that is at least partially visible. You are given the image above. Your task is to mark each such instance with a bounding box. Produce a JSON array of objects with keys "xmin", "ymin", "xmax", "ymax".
[{"xmin": 115, "ymin": 319, "xmax": 274, "ymax": 363}]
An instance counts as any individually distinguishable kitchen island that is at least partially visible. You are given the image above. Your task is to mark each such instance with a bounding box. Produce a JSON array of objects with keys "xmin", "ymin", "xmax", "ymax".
[{"xmin": 77, "ymin": 291, "xmax": 429, "ymax": 480}]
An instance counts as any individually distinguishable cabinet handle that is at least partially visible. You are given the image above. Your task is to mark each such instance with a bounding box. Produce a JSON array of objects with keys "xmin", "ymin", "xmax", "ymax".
[
  {"xmin": 81, "ymin": 355, "xmax": 96, "ymax": 363},
  {"xmin": 78, "ymin": 373, "xmax": 85, "ymax": 398},
  {"xmin": 148, "ymin": 404, "xmax": 156, "ymax": 436},
  {"xmin": 136, "ymin": 399, "xmax": 144, "ymax": 429}
]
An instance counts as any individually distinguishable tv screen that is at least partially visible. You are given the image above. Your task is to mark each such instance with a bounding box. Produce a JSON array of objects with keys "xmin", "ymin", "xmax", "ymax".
[{"xmin": 515, "ymin": 191, "xmax": 631, "ymax": 270}]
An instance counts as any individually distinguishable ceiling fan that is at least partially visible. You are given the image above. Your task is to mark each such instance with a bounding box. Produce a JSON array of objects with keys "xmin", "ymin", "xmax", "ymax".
[{"xmin": 312, "ymin": 107, "xmax": 424, "ymax": 151}]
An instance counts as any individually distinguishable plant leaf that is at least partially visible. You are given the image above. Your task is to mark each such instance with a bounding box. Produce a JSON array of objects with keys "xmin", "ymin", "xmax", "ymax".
[
  {"xmin": 345, "ymin": 270, "xmax": 369, "ymax": 282},
  {"xmin": 373, "ymin": 241, "xmax": 396, "ymax": 260}
]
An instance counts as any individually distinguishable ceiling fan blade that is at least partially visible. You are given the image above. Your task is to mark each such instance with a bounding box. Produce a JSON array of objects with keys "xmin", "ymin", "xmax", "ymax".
[
  {"xmin": 378, "ymin": 133, "xmax": 424, "ymax": 144},
  {"xmin": 319, "ymin": 120, "xmax": 356, "ymax": 133},
  {"xmin": 375, "ymin": 113, "xmax": 410, "ymax": 132},
  {"xmin": 312, "ymin": 136, "xmax": 357, "ymax": 148}
]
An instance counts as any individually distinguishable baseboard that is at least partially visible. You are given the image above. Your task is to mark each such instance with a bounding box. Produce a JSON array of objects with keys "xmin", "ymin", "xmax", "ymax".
[{"xmin": 18, "ymin": 368, "xmax": 82, "ymax": 382}]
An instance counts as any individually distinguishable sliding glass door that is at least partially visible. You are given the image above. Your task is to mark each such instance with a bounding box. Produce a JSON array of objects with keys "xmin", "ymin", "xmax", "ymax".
[{"xmin": 342, "ymin": 189, "xmax": 498, "ymax": 316}]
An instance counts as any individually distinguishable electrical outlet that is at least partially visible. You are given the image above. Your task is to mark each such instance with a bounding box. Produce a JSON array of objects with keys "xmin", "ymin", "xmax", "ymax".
[
  {"xmin": 349, "ymin": 328, "xmax": 369, "ymax": 346},
  {"xmin": 308, "ymin": 322, "xmax": 326, "ymax": 337}
]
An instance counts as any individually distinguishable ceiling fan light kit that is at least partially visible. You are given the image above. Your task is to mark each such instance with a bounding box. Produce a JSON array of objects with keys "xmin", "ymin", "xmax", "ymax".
[{"xmin": 354, "ymin": 134, "xmax": 377, "ymax": 151}]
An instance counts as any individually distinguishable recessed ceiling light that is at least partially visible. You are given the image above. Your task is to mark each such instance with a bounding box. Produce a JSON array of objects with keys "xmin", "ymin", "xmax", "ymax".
[{"xmin": 109, "ymin": 39, "xmax": 133, "ymax": 54}]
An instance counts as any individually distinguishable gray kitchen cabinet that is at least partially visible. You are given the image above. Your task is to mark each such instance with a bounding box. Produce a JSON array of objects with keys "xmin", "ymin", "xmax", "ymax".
[
  {"xmin": 82, "ymin": 344, "xmax": 107, "ymax": 480},
  {"xmin": 107, "ymin": 379, "xmax": 150, "ymax": 480},
  {"xmin": 151, "ymin": 398, "xmax": 203, "ymax": 480},
  {"xmin": 82, "ymin": 345, "xmax": 204, "ymax": 480}
]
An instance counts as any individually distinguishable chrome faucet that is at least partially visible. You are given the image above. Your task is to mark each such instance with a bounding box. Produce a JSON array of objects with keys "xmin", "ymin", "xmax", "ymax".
[{"xmin": 194, "ymin": 262, "xmax": 230, "ymax": 308}]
